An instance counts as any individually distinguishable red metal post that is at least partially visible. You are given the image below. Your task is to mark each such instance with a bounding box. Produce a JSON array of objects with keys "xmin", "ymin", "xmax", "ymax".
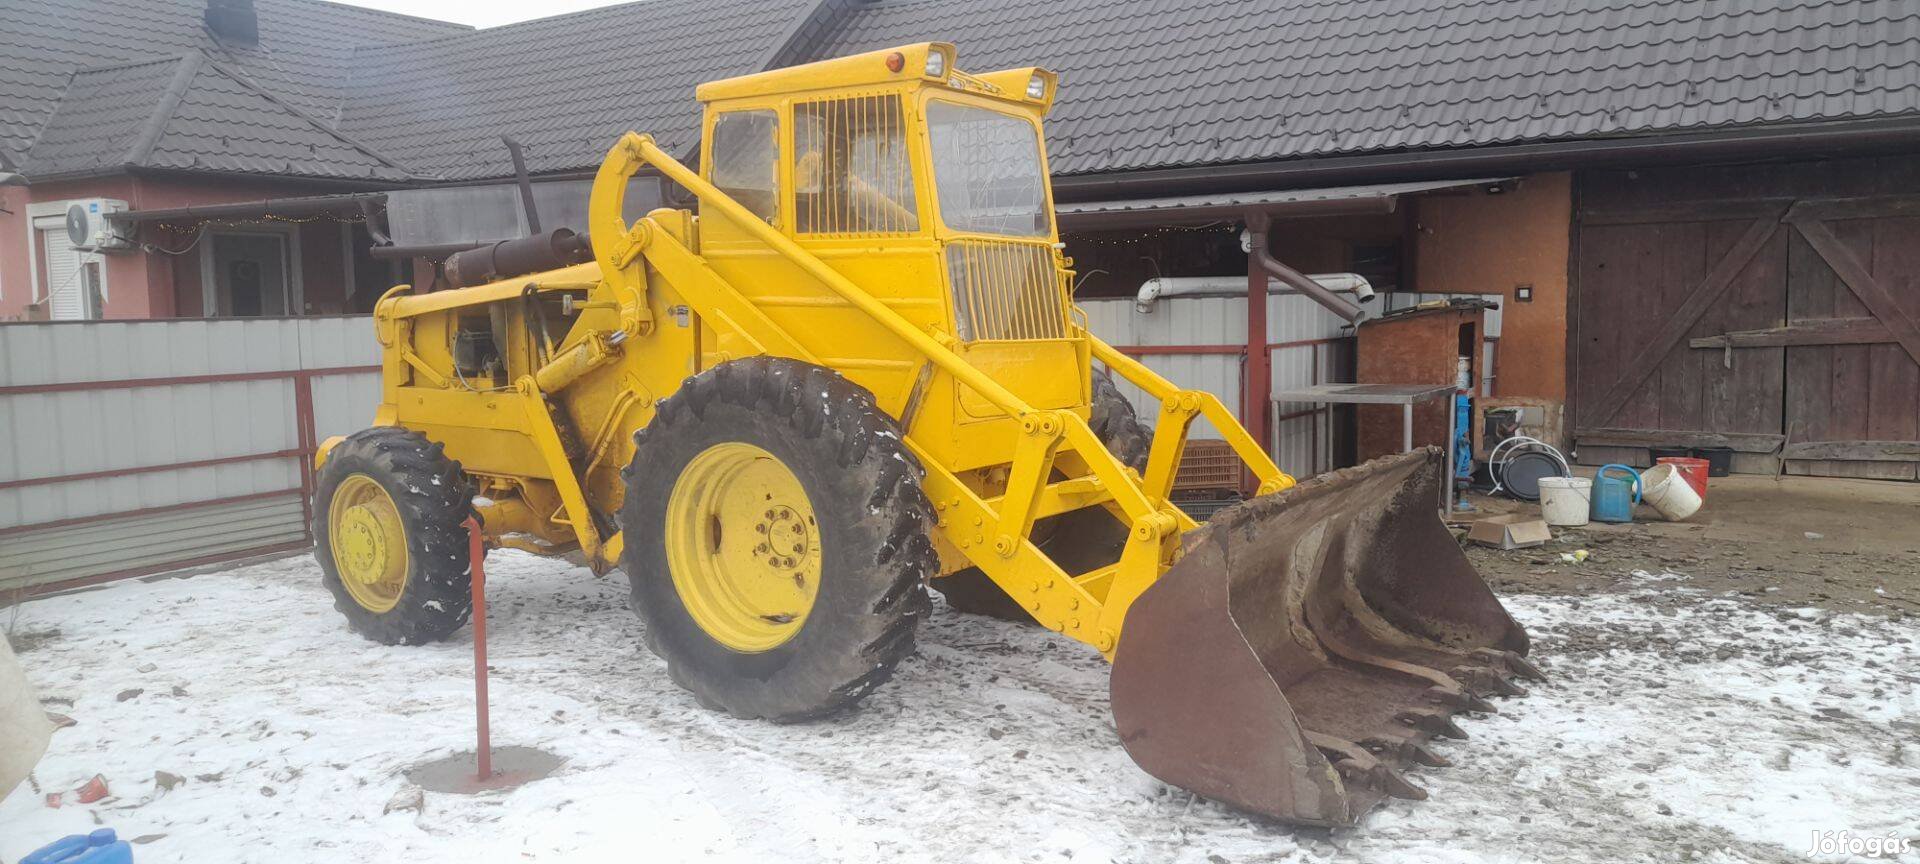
[
  {"xmin": 1310, "ymin": 346, "xmax": 1321, "ymax": 476},
  {"xmin": 465, "ymin": 516, "xmax": 492, "ymax": 780},
  {"xmin": 1243, "ymin": 212, "xmax": 1273, "ymax": 494},
  {"xmin": 292, "ymin": 374, "xmax": 318, "ymax": 542}
]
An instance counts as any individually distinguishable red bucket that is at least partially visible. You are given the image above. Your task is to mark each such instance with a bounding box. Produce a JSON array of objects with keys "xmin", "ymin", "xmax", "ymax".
[{"xmin": 1656, "ymin": 456, "xmax": 1709, "ymax": 498}]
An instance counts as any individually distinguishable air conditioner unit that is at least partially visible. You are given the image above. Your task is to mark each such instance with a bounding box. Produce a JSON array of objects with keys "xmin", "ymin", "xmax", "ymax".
[{"xmin": 64, "ymin": 198, "xmax": 133, "ymax": 252}]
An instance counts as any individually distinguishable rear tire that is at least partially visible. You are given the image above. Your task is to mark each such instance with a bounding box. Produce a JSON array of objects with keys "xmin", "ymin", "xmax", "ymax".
[
  {"xmin": 933, "ymin": 369, "xmax": 1152, "ymax": 620},
  {"xmin": 621, "ymin": 357, "xmax": 936, "ymax": 721},
  {"xmin": 313, "ymin": 427, "xmax": 474, "ymax": 645}
]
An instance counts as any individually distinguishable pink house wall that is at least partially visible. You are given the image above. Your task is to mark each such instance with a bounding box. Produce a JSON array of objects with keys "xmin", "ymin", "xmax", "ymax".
[
  {"xmin": 0, "ymin": 174, "xmax": 361, "ymax": 321},
  {"xmin": 0, "ymin": 185, "xmax": 29, "ymax": 319}
]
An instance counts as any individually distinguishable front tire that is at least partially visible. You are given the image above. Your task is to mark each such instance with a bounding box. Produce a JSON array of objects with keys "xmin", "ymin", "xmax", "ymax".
[
  {"xmin": 621, "ymin": 358, "xmax": 935, "ymax": 721},
  {"xmin": 313, "ymin": 427, "xmax": 474, "ymax": 645}
]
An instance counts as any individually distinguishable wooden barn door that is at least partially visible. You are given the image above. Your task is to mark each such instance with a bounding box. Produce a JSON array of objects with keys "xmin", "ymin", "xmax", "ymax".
[
  {"xmin": 1775, "ymin": 200, "xmax": 1920, "ymax": 479},
  {"xmin": 1574, "ymin": 210, "xmax": 1790, "ymax": 464},
  {"xmin": 1574, "ymin": 159, "xmax": 1920, "ymax": 479}
]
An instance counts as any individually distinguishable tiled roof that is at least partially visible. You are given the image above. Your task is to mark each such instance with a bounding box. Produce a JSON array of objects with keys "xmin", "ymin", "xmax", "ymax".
[
  {"xmin": 25, "ymin": 53, "xmax": 410, "ymax": 180},
  {"xmin": 816, "ymin": 0, "xmax": 1920, "ymax": 176},
  {"xmin": 12, "ymin": 56, "xmax": 182, "ymax": 177},
  {"xmin": 1, "ymin": 0, "xmax": 467, "ymax": 176},
  {"xmin": 7, "ymin": 0, "xmax": 1920, "ymax": 185},
  {"xmin": 335, "ymin": 0, "xmax": 822, "ymax": 181}
]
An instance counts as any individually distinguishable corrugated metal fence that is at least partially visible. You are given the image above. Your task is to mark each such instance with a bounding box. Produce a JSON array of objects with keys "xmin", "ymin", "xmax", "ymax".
[
  {"xmin": 0, "ymin": 300, "xmax": 1496, "ymax": 593},
  {"xmin": 1083, "ymin": 291, "xmax": 1503, "ymax": 480},
  {"xmin": 1083, "ymin": 293, "xmax": 1356, "ymax": 479},
  {"xmin": 0, "ymin": 317, "xmax": 379, "ymax": 596}
]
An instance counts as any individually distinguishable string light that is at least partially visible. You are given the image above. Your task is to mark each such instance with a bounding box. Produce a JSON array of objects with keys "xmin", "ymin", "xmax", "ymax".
[
  {"xmin": 1061, "ymin": 222, "xmax": 1239, "ymax": 248},
  {"xmin": 150, "ymin": 212, "xmax": 369, "ymax": 234},
  {"xmin": 142, "ymin": 211, "xmax": 375, "ymax": 256}
]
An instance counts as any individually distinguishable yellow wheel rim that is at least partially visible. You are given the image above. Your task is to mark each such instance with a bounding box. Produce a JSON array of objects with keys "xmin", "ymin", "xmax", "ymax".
[
  {"xmin": 328, "ymin": 474, "xmax": 409, "ymax": 614},
  {"xmin": 665, "ymin": 442, "xmax": 822, "ymax": 653}
]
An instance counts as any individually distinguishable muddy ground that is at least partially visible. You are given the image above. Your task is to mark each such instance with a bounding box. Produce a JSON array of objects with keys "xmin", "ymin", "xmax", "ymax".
[
  {"xmin": 1461, "ymin": 473, "xmax": 1920, "ymax": 618},
  {"xmin": 4, "ymin": 472, "xmax": 1916, "ymax": 863},
  {"xmin": 9, "ymin": 548, "xmax": 1919, "ymax": 864}
]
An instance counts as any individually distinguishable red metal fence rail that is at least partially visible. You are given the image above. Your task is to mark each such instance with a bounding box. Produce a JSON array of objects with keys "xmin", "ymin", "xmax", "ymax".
[
  {"xmin": 0, "ymin": 365, "xmax": 379, "ymax": 596},
  {"xmin": 1112, "ymin": 336, "xmax": 1354, "ymax": 478}
]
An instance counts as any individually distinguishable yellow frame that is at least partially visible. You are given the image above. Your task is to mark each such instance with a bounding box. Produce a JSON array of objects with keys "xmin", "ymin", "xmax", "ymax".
[{"xmin": 330, "ymin": 44, "xmax": 1296, "ymax": 659}]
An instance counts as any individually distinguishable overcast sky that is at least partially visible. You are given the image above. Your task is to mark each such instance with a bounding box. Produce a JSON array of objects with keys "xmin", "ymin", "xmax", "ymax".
[{"xmin": 338, "ymin": 0, "xmax": 630, "ymax": 28}]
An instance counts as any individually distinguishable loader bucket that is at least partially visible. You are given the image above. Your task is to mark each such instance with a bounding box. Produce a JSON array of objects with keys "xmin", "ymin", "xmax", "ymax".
[{"xmin": 1110, "ymin": 448, "xmax": 1541, "ymax": 826}]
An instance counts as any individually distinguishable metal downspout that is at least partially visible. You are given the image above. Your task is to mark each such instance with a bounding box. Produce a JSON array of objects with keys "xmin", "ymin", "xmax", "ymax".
[{"xmin": 1244, "ymin": 211, "xmax": 1272, "ymax": 493}]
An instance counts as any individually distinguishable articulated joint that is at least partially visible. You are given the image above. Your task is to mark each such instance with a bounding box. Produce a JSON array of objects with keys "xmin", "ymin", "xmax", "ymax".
[
  {"xmin": 1256, "ymin": 476, "xmax": 1294, "ymax": 496},
  {"xmin": 1160, "ymin": 391, "xmax": 1203, "ymax": 415},
  {"xmin": 613, "ymin": 220, "xmax": 653, "ymax": 269},
  {"xmin": 1131, "ymin": 510, "xmax": 1179, "ymax": 542},
  {"xmin": 993, "ymin": 411, "xmax": 1068, "ymax": 558},
  {"xmin": 612, "ymin": 133, "xmax": 650, "ymax": 172},
  {"xmin": 1019, "ymin": 411, "xmax": 1063, "ymax": 437}
]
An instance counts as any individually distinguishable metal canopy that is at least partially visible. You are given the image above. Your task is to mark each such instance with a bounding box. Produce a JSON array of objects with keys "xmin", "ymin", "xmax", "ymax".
[
  {"xmin": 1056, "ymin": 177, "xmax": 1516, "ymax": 229},
  {"xmin": 119, "ymin": 192, "xmax": 388, "ymax": 224}
]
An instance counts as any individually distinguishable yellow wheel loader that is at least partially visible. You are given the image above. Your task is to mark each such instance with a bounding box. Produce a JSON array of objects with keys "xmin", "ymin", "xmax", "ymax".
[{"xmin": 313, "ymin": 43, "xmax": 1540, "ymax": 826}]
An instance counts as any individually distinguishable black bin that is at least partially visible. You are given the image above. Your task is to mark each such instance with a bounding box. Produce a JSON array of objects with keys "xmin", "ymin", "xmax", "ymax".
[
  {"xmin": 1649, "ymin": 446, "xmax": 1690, "ymax": 463},
  {"xmin": 1693, "ymin": 447, "xmax": 1734, "ymax": 477}
]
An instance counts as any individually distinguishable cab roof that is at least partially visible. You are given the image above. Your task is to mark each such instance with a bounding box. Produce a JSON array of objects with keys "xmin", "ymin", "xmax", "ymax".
[{"xmin": 695, "ymin": 42, "xmax": 1056, "ymax": 112}]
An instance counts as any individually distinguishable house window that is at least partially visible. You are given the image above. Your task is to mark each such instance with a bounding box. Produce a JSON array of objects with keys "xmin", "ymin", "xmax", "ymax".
[
  {"xmin": 1349, "ymin": 242, "xmax": 1402, "ymax": 293},
  {"xmin": 202, "ymin": 230, "xmax": 297, "ymax": 317},
  {"xmin": 35, "ymin": 219, "xmax": 98, "ymax": 320},
  {"xmin": 709, "ymin": 110, "xmax": 780, "ymax": 223}
]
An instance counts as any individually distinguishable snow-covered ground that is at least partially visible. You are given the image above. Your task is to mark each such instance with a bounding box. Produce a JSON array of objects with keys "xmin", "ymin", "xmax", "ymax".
[{"xmin": 3, "ymin": 553, "xmax": 1917, "ymax": 864}]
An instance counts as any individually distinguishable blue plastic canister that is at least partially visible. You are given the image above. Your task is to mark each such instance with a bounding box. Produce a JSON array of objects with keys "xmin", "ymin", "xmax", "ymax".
[
  {"xmin": 1590, "ymin": 464, "xmax": 1642, "ymax": 523},
  {"xmin": 21, "ymin": 829, "xmax": 132, "ymax": 864}
]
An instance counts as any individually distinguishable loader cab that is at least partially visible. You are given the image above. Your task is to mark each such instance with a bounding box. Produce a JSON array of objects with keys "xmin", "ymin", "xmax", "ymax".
[{"xmin": 693, "ymin": 44, "xmax": 1087, "ymax": 469}]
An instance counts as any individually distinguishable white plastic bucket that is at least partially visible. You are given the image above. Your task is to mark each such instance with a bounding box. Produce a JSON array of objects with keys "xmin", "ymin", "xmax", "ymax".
[
  {"xmin": 1641, "ymin": 463, "xmax": 1703, "ymax": 521},
  {"xmin": 1537, "ymin": 476, "xmax": 1592, "ymax": 527}
]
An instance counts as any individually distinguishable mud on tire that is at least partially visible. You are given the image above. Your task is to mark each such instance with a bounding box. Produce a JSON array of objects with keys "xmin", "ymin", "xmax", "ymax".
[
  {"xmin": 313, "ymin": 427, "xmax": 474, "ymax": 645},
  {"xmin": 933, "ymin": 368, "xmax": 1153, "ymax": 621},
  {"xmin": 620, "ymin": 357, "xmax": 936, "ymax": 721}
]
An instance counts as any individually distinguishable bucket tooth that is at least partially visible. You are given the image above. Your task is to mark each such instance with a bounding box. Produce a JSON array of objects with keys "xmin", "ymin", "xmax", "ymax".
[
  {"xmin": 1309, "ymin": 732, "xmax": 1429, "ymax": 802},
  {"xmin": 1364, "ymin": 735, "xmax": 1450, "ymax": 767},
  {"xmin": 1369, "ymin": 764, "xmax": 1429, "ymax": 801},
  {"xmin": 1337, "ymin": 757, "xmax": 1429, "ymax": 802},
  {"xmin": 1110, "ymin": 449, "xmax": 1534, "ymax": 826},
  {"xmin": 1397, "ymin": 707, "xmax": 1468, "ymax": 739},
  {"xmin": 1454, "ymin": 665, "xmax": 1528, "ymax": 697},
  {"xmin": 1475, "ymin": 647, "xmax": 1547, "ymax": 681},
  {"xmin": 1423, "ymin": 684, "xmax": 1497, "ymax": 714}
]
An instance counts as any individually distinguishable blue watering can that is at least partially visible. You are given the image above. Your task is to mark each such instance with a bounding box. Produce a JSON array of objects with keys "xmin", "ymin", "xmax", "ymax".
[
  {"xmin": 1590, "ymin": 464, "xmax": 1641, "ymax": 523},
  {"xmin": 21, "ymin": 829, "xmax": 132, "ymax": 864}
]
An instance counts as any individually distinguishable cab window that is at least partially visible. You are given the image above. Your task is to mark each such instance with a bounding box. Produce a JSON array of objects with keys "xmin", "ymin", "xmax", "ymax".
[
  {"xmin": 926, "ymin": 101, "xmax": 1048, "ymax": 237},
  {"xmin": 794, "ymin": 95, "xmax": 919, "ymax": 234},
  {"xmin": 709, "ymin": 110, "xmax": 780, "ymax": 223}
]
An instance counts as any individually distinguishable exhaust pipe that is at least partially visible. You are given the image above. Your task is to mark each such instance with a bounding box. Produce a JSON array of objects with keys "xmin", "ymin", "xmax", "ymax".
[
  {"xmin": 1136, "ymin": 273, "xmax": 1376, "ymax": 314},
  {"xmin": 444, "ymin": 229, "xmax": 595, "ymax": 289}
]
